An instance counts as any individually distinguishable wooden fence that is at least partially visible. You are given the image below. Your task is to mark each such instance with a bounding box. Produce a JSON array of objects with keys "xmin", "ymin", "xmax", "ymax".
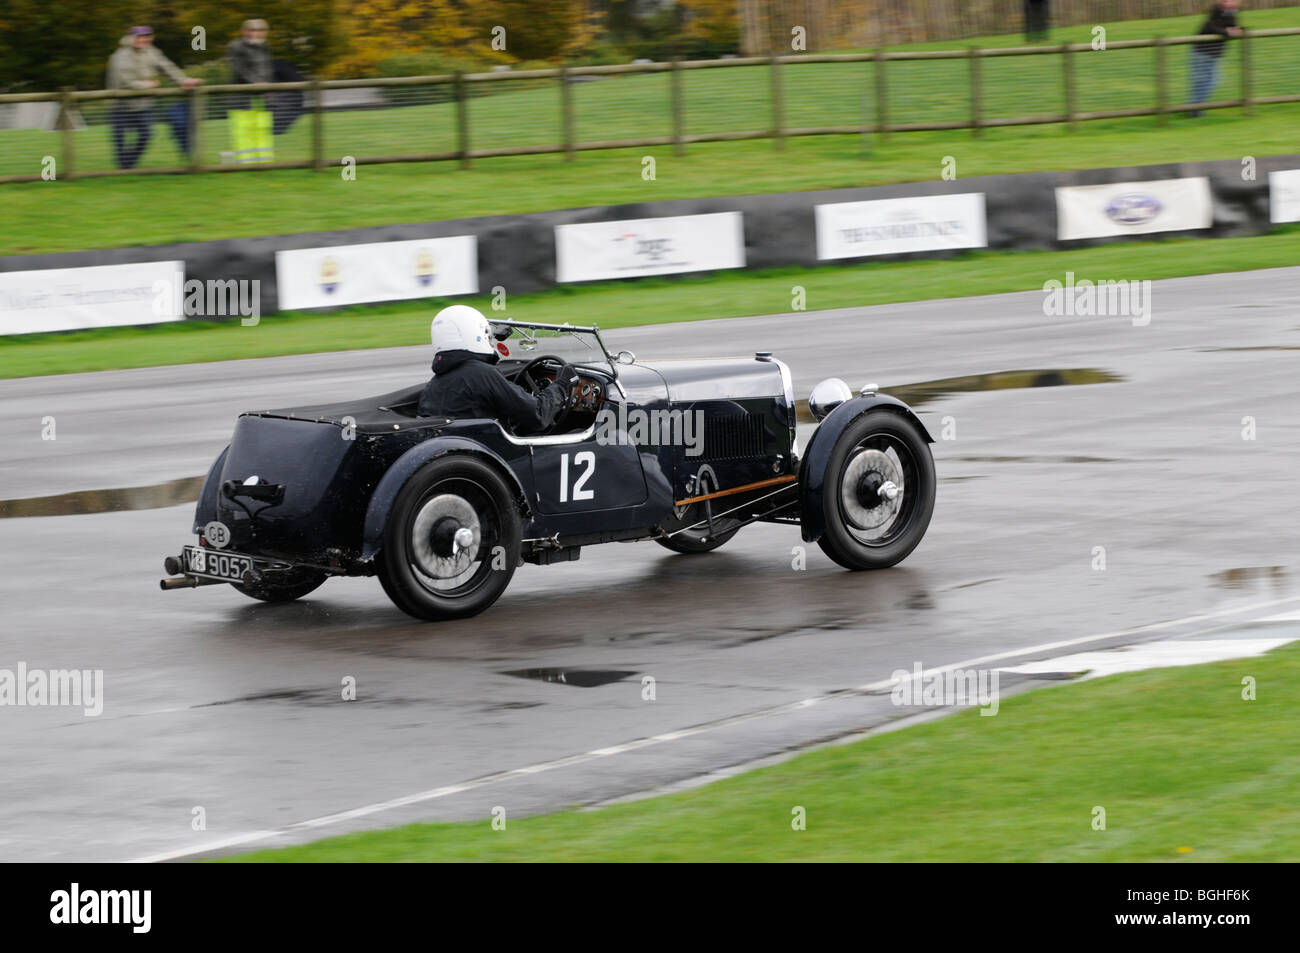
[{"xmin": 1, "ymin": 28, "xmax": 1297, "ymax": 183}]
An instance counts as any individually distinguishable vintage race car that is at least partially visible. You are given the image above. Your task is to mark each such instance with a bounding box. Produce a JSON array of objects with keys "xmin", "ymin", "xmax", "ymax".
[{"xmin": 161, "ymin": 320, "xmax": 936, "ymax": 620}]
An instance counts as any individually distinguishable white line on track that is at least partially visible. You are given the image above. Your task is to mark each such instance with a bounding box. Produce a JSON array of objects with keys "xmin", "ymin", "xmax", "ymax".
[{"xmin": 129, "ymin": 592, "xmax": 1300, "ymax": 863}]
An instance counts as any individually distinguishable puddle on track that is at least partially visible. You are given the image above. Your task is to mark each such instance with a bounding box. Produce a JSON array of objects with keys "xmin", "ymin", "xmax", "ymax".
[
  {"xmin": 501, "ymin": 668, "xmax": 638, "ymax": 688},
  {"xmin": 796, "ymin": 368, "xmax": 1121, "ymax": 422},
  {"xmin": 4, "ymin": 370, "xmax": 1122, "ymax": 517},
  {"xmin": 0, "ymin": 475, "xmax": 204, "ymax": 519}
]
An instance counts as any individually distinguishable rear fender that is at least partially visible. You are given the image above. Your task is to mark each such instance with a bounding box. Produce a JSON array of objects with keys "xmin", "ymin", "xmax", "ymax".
[
  {"xmin": 798, "ymin": 395, "xmax": 933, "ymax": 544},
  {"xmin": 191, "ymin": 445, "xmax": 230, "ymax": 534},
  {"xmin": 361, "ymin": 437, "xmax": 528, "ymax": 561}
]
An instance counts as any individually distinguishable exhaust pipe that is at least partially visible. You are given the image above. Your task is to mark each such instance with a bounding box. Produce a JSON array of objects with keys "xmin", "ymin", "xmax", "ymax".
[{"xmin": 159, "ymin": 575, "xmax": 225, "ymax": 591}]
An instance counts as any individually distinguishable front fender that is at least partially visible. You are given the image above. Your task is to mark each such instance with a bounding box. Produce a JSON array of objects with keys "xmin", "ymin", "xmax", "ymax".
[
  {"xmin": 360, "ymin": 437, "xmax": 529, "ymax": 561},
  {"xmin": 798, "ymin": 394, "xmax": 933, "ymax": 544}
]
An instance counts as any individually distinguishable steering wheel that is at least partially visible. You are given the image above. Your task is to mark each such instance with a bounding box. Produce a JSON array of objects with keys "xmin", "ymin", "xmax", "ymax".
[{"xmin": 516, "ymin": 354, "xmax": 576, "ymax": 431}]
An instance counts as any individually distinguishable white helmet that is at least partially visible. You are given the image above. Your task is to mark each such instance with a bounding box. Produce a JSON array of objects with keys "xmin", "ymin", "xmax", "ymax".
[{"xmin": 430, "ymin": 305, "xmax": 494, "ymax": 356}]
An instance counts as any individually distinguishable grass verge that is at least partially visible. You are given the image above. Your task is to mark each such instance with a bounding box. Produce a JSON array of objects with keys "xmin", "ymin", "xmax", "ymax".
[
  {"xmin": 4, "ymin": 226, "xmax": 1299, "ymax": 380},
  {"xmin": 230, "ymin": 642, "xmax": 1300, "ymax": 862},
  {"xmin": 6, "ymin": 109, "xmax": 1300, "ymax": 257}
]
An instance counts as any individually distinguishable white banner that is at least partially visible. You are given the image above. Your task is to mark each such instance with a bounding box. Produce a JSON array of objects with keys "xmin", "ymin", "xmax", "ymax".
[
  {"xmin": 555, "ymin": 212, "xmax": 745, "ymax": 283},
  {"xmin": 0, "ymin": 260, "xmax": 184, "ymax": 336},
  {"xmin": 276, "ymin": 236, "xmax": 477, "ymax": 311},
  {"xmin": 1269, "ymin": 169, "xmax": 1300, "ymax": 224},
  {"xmin": 815, "ymin": 193, "xmax": 987, "ymax": 259},
  {"xmin": 1056, "ymin": 178, "xmax": 1213, "ymax": 241}
]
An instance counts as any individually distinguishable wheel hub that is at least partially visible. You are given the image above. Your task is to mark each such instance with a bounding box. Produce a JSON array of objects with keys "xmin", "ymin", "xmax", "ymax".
[
  {"xmin": 841, "ymin": 448, "xmax": 904, "ymax": 531},
  {"xmin": 411, "ymin": 494, "xmax": 481, "ymax": 578}
]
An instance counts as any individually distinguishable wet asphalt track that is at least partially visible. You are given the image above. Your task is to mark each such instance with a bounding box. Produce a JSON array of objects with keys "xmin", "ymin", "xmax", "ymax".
[{"xmin": 2, "ymin": 267, "xmax": 1299, "ymax": 861}]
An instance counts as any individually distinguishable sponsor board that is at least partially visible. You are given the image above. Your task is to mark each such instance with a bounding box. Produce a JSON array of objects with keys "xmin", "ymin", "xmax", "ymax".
[
  {"xmin": 1269, "ymin": 169, "xmax": 1300, "ymax": 224},
  {"xmin": 555, "ymin": 212, "xmax": 745, "ymax": 283},
  {"xmin": 0, "ymin": 261, "xmax": 184, "ymax": 336},
  {"xmin": 276, "ymin": 236, "xmax": 477, "ymax": 310},
  {"xmin": 815, "ymin": 192, "xmax": 987, "ymax": 259},
  {"xmin": 1055, "ymin": 177, "xmax": 1213, "ymax": 241}
]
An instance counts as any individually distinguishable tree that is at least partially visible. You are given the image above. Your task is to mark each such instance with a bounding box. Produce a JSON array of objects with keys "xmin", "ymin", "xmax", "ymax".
[{"xmin": 0, "ymin": 0, "xmax": 138, "ymax": 90}]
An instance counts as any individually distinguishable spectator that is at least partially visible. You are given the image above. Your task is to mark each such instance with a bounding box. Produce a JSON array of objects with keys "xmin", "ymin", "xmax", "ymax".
[
  {"xmin": 105, "ymin": 25, "xmax": 200, "ymax": 169},
  {"xmin": 1189, "ymin": 1, "xmax": 1243, "ymax": 117},
  {"xmin": 1024, "ymin": 0, "xmax": 1050, "ymax": 43},
  {"xmin": 228, "ymin": 19, "xmax": 273, "ymax": 86}
]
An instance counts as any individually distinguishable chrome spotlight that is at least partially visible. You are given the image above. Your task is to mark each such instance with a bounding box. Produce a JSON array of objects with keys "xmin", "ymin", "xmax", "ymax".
[{"xmin": 808, "ymin": 377, "xmax": 853, "ymax": 421}]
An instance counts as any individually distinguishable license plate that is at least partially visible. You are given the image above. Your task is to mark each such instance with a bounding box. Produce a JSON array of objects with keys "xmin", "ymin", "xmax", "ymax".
[{"xmin": 183, "ymin": 545, "xmax": 253, "ymax": 583}]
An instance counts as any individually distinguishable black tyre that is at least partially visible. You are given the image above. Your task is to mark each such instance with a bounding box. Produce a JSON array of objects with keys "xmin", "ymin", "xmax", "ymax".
[
  {"xmin": 816, "ymin": 409, "xmax": 935, "ymax": 571},
  {"xmin": 232, "ymin": 569, "xmax": 327, "ymax": 603},
  {"xmin": 376, "ymin": 455, "xmax": 521, "ymax": 621}
]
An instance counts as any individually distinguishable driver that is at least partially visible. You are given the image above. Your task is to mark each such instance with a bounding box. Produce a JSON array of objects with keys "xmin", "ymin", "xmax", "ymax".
[{"xmin": 417, "ymin": 305, "xmax": 577, "ymax": 434}]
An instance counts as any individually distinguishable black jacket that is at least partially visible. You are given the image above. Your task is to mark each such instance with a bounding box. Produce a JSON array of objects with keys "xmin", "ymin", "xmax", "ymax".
[
  {"xmin": 1199, "ymin": 4, "xmax": 1239, "ymax": 57},
  {"xmin": 417, "ymin": 350, "xmax": 568, "ymax": 435},
  {"xmin": 228, "ymin": 39, "xmax": 274, "ymax": 84}
]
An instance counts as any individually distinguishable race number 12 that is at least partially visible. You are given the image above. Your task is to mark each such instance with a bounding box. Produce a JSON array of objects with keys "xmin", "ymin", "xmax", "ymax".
[{"xmin": 559, "ymin": 451, "xmax": 595, "ymax": 503}]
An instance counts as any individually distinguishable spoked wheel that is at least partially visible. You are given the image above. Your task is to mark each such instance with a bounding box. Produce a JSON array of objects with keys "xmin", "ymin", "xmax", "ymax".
[
  {"xmin": 817, "ymin": 409, "xmax": 935, "ymax": 571},
  {"xmin": 232, "ymin": 568, "xmax": 327, "ymax": 603},
  {"xmin": 377, "ymin": 455, "xmax": 521, "ymax": 620},
  {"xmin": 655, "ymin": 469, "xmax": 743, "ymax": 554}
]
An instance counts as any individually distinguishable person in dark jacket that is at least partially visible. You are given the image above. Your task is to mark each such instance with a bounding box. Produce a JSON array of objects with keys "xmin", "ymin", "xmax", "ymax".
[
  {"xmin": 229, "ymin": 19, "xmax": 273, "ymax": 85},
  {"xmin": 1024, "ymin": 0, "xmax": 1049, "ymax": 42},
  {"xmin": 417, "ymin": 306, "xmax": 576, "ymax": 434},
  {"xmin": 1189, "ymin": 1, "xmax": 1243, "ymax": 116},
  {"xmin": 227, "ymin": 18, "xmax": 273, "ymax": 113}
]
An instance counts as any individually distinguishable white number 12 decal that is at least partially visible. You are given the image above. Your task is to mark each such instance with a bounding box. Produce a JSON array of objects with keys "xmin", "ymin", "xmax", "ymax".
[{"xmin": 559, "ymin": 451, "xmax": 596, "ymax": 503}]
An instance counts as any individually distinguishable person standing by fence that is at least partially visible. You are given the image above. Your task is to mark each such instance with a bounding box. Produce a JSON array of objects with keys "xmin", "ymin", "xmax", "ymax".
[
  {"xmin": 228, "ymin": 18, "xmax": 274, "ymax": 107},
  {"xmin": 1189, "ymin": 1, "xmax": 1243, "ymax": 116},
  {"xmin": 1024, "ymin": 0, "xmax": 1050, "ymax": 42},
  {"xmin": 105, "ymin": 25, "xmax": 200, "ymax": 169}
]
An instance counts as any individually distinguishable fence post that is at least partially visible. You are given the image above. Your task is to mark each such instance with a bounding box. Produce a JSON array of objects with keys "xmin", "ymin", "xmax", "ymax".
[
  {"xmin": 60, "ymin": 87, "xmax": 75, "ymax": 180},
  {"xmin": 1154, "ymin": 36, "xmax": 1167, "ymax": 125},
  {"xmin": 671, "ymin": 57, "xmax": 685, "ymax": 156},
  {"xmin": 188, "ymin": 85, "xmax": 203, "ymax": 172},
  {"xmin": 560, "ymin": 65, "xmax": 575, "ymax": 161},
  {"xmin": 311, "ymin": 79, "xmax": 324, "ymax": 170},
  {"xmin": 770, "ymin": 54, "xmax": 784, "ymax": 150},
  {"xmin": 1062, "ymin": 42, "xmax": 1077, "ymax": 131},
  {"xmin": 969, "ymin": 46, "xmax": 982, "ymax": 137},
  {"xmin": 455, "ymin": 72, "xmax": 471, "ymax": 168},
  {"xmin": 874, "ymin": 49, "xmax": 889, "ymax": 140},
  {"xmin": 1241, "ymin": 28, "xmax": 1253, "ymax": 114}
]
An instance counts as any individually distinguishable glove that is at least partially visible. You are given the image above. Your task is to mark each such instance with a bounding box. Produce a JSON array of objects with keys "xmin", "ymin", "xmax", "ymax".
[{"xmin": 555, "ymin": 363, "xmax": 579, "ymax": 390}]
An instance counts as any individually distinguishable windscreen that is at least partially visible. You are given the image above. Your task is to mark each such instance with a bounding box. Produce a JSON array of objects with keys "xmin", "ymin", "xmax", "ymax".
[{"xmin": 489, "ymin": 322, "xmax": 613, "ymax": 373}]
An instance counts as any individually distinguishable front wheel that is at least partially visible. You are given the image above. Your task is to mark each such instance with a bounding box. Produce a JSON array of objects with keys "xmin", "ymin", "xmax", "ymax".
[
  {"xmin": 376, "ymin": 455, "xmax": 521, "ymax": 621},
  {"xmin": 816, "ymin": 409, "xmax": 935, "ymax": 571}
]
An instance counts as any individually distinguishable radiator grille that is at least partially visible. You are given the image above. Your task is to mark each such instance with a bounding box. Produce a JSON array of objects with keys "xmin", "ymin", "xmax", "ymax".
[{"xmin": 703, "ymin": 414, "xmax": 766, "ymax": 460}]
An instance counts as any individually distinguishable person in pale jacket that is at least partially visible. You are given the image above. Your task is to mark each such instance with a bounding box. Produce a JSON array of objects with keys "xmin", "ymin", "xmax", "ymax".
[{"xmin": 105, "ymin": 25, "xmax": 200, "ymax": 169}]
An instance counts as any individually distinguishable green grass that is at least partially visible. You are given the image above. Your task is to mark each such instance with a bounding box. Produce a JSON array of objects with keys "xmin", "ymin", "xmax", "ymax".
[
  {"xmin": 3, "ymin": 6, "xmax": 1300, "ymax": 254},
  {"xmin": 231, "ymin": 642, "xmax": 1300, "ymax": 861},
  {"xmin": 5, "ymin": 225, "xmax": 1299, "ymax": 380}
]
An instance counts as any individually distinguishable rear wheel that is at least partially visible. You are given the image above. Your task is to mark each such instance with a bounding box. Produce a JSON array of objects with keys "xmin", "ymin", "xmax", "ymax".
[
  {"xmin": 232, "ymin": 568, "xmax": 327, "ymax": 603},
  {"xmin": 816, "ymin": 409, "xmax": 935, "ymax": 571},
  {"xmin": 376, "ymin": 455, "xmax": 521, "ymax": 621}
]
